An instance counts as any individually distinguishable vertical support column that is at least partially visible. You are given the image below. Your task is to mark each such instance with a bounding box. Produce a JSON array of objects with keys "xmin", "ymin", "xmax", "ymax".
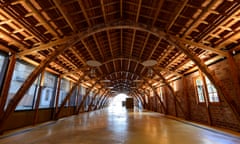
[
  {"xmin": 199, "ymin": 70, "xmax": 212, "ymax": 125},
  {"xmin": 94, "ymin": 90, "xmax": 108, "ymax": 110},
  {"xmin": 53, "ymin": 76, "xmax": 62, "ymax": 119},
  {"xmin": 74, "ymin": 85, "xmax": 80, "ymax": 114},
  {"xmin": 0, "ymin": 54, "xmax": 16, "ymax": 117},
  {"xmin": 144, "ymin": 80, "xmax": 166, "ymax": 114},
  {"xmin": 152, "ymin": 68, "xmax": 186, "ymax": 118},
  {"xmin": 87, "ymin": 89, "xmax": 100, "ymax": 112},
  {"xmin": 33, "ymin": 71, "xmax": 45, "ymax": 125},
  {"xmin": 77, "ymin": 81, "xmax": 99, "ymax": 113},
  {"xmin": 182, "ymin": 76, "xmax": 191, "ymax": 120},
  {"xmin": 227, "ymin": 52, "xmax": 240, "ymax": 109},
  {"xmin": 55, "ymin": 80, "xmax": 80, "ymax": 119}
]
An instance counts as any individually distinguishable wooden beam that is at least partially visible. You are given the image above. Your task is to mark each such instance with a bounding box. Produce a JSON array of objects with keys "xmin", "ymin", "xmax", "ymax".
[
  {"xmin": 0, "ymin": 55, "xmax": 16, "ymax": 116},
  {"xmin": 183, "ymin": 0, "xmax": 222, "ymax": 37},
  {"xmin": 33, "ymin": 71, "xmax": 45, "ymax": 125},
  {"xmin": 136, "ymin": 0, "xmax": 142, "ymax": 22},
  {"xmin": 77, "ymin": 80, "xmax": 99, "ymax": 113},
  {"xmin": 93, "ymin": 35, "xmax": 104, "ymax": 59},
  {"xmin": 166, "ymin": 35, "xmax": 240, "ymax": 122},
  {"xmin": 53, "ymin": 0, "xmax": 77, "ymax": 32},
  {"xmin": 17, "ymin": 36, "xmax": 74, "ymax": 57},
  {"xmin": 199, "ymin": 70, "xmax": 212, "ymax": 125},
  {"xmin": 152, "ymin": 0, "xmax": 164, "ymax": 25},
  {"xmin": 87, "ymin": 89, "xmax": 101, "ymax": 111},
  {"xmin": 174, "ymin": 36, "xmax": 228, "ymax": 56},
  {"xmin": 93, "ymin": 90, "xmax": 108, "ymax": 110},
  {"xmin": 107, "ymin": 30, "xmax": 113, "ymax": 58},
  {"xmin": 24, "ymin": 0, "xmax": 60, "ymax": 38},
  {"xmin": 140, "ymin": 33, "xmax": 150, "ymax": 59},
  {"xmin": 0, "ymin": 39, "xmax": 78, "ymax": 132},
  {"xmin": 143, "ymin": 79, "xmax": 166, "ymax": 114},
  {"xmin": 148, "ymin": 38, "xmax": 161, "ymax": 59},
  {"xmin": 226, "ymin": 52, "xmax": 240, "ymax": 107},
  {"xmin": 78, "ymin": 0, "xmax": 91, "ymax": 26},
  {"xmin": 100, "ymin": 0, "xmax": 107, "ymax": 23},
  {"xmin": 166, "ymin": 0, "xmax": 188, "ymax": 31},
  {"xmin": 120, "ymin": 0, "xmax": 123, "ymax": 17},
  {"xmin": 55, "ymin": 78, "xmax": 82, "ymax": 119},
  {"xmin": 152, "ymin": 68, "xmax": 186, "ymax": 118}
]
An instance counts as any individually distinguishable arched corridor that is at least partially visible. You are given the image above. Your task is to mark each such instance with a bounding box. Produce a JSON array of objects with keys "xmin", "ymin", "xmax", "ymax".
[{"xmin": 0, "ymin": 108, "xmax": 239, "ymax": 144}]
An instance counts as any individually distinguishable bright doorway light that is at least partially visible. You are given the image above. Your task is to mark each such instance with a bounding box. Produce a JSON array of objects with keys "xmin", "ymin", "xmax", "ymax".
[{"xmin": 109, "ymin": 93, "xmax": 128, "ymax": 112}]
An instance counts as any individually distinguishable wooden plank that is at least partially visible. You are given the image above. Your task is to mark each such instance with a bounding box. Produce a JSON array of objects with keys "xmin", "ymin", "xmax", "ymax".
[
  {"xmin": 33, "ymin": 72, "xmax": 45, "ymax": 125},
  {"xmin": 93, "ymin": 90, "xmax": 108, "ymax": 110},
  {"xmin": 199, "ymin": 70, "xmax": 212, "ymax": 125},
  {"xmin": 0, "ymin": 55, "xmax": 16, "ymax": 117},
  {"xmin": 87, "ymin": 89, "xmax": 100, "ymax": 111}
]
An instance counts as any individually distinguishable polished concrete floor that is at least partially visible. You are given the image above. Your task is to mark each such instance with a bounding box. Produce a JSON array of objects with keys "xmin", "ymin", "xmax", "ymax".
[{"xmin": 0, "ymin": 107, "xmax": 240, "ymax": 144}]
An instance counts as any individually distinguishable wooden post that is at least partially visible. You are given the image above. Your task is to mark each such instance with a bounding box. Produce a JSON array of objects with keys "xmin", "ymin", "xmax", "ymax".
[
  {"xmin": 144, "ymin": 80, "xmax": 166, "ymax": 114},
  {"xmin": 93, "ymin": 90, "xmax": 108, "ymax": 110},
  {"xmin": 33, "ymin": 71, "xmax": 45, "ymax": 125},
  {"xmin": 182, "ymin": 76, "xmax": 191, "ymax": 120},
  {"xmin": 0, "ymin": 54, "xmax": 16, "ymax": 117},
  {"xmin": 74, "ymin": 85, "xmax": 81, "ymax": 114},
  {"xmin": 76, "ymin": 81, "xmax": 99, "ymax": 113},
  {"xmin": 87, "ymin": 89, "xmax": 100, "ymax": 111},
  {"xmin": 53, "ymin": 76, "xmax": 62, "ymax": 118},
  {"xmin": 199, "ymin": 70, "xmax": 212, "ymax": 126},
  {"xmin": 152, "ymin": 68, "xmax": 186, "ymax": 118},
  {"xmin": 227, "ymin": 52, "xmax": 240, "ymax": 109},
  {"xmin": 55, "ymin": 80, "xmax": 80, "ymax": 119}
]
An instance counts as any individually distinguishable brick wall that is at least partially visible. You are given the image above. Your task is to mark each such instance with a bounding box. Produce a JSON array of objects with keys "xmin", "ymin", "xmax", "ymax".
[{"xmin": 162, "ymin": 54, "xmax": 240, "ymax": 131}]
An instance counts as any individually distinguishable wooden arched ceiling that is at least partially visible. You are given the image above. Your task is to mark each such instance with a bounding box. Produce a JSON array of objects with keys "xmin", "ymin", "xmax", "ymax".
[{"xmin": 1, "ymin": 0, "xmax": 240, "ymax": 94}]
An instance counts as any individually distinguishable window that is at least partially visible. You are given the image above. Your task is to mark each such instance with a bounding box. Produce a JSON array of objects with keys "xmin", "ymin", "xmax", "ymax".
[
  {"xmin": 194, "ymin": 76, "xmax": 219, "ymax": 103},
  {"xmin": 39, "ymin": 72, "xmax": 57, "ymax": 108},
  {"xmin": 159, "ymin": 87, "xmax": 164, "ymax": 102},
  {"xmin": 195, "ymin": 77, "xmax": 205, "ymax": 103},
  {"xmin": 205, "ymin": 77, "xmax": 219, "ymax": 102},
  {"xmin": 58, "ymin": 78, "xmax": 70, "ymax": 106},
  {"xmin": 7, "ymin": 61, "xmax": 39, "ymax": 110}
]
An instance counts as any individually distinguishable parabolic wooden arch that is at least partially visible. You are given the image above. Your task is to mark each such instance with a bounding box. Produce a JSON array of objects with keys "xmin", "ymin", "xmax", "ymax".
[{"xmin": 1, "ymin": 20, "xmax": 240, "ymax": 129}]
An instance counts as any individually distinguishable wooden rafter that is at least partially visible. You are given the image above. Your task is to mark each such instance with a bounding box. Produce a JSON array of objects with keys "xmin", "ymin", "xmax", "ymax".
[
  {"xmin": 23, "ymin": 0, "xmax": 60, "ymax": 38},
  {"xmin": 0, "ymin": 39, "xmax": 78, "ymax": 131},
  {"xmin": 183, "ymin": 0, "xmax": 222, "ymax": 37},
  {"xmin": 93, "ymin": 35, "xmax": 104, "ymax": 59},
  {"xmin": 100, "ymin": 0, "xmax": 107, "ymax": 23},
  {"xmin": 107, "ymin": 30, "xmax": 113, "ymax": 58},
  {"xmin": 78, "ymin": 0, "xmax": 91, "ymax": 26},
  {"xmin": 166, "ymin": 0, "xmax": 188, "ymax": 31},
  {"xmin": 136, "ymin": 0, "xmax": 142, "ymax": 22},
  {"xmin": 53, "ymin": 0, "xmax": 77, "ymax": 32},
  {"xmin": 17, "ymin": 36, "xmax": 75, "ymax": 57},
  {"xmin": 148, "ymin": 38, "xmax": 161, "ymax": 59},
  {"xmin": 152, "ymin": 0, "xmax": 164, "ymax": 25},
  {"xmin": 140, "ymin": 33, "xmax": 150, "ymax": 58}
]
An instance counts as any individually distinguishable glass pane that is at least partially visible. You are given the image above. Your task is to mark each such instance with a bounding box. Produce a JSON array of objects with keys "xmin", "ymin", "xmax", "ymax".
[
  {"xmin": 39, "ymin": 72, "xmax": 57, "ymax": 108},
  {"xmin": 58, "ymin": 78, "xmax": 70, "ymax": 106},
  {"xmin": 195, "ymin": 77, "xmax": 205, "ymax": 102},
  {"xmin": 7, "ymin": 61, "xmax": 37, "ymax": 110},
  {"xmin": 205, "ymin": 77, "xmax": 219, "ymax": 102}
]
